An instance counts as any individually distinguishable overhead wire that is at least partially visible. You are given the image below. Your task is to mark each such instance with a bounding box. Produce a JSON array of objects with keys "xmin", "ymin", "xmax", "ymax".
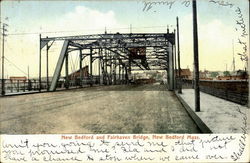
[
  {"xmin": 4, "ymin": 56, "xmax": 28, "ymax": 76},
  {"xmin": 7, "ymin": 25, "xmax": 173, "ymax": 36},
  {"xmin": 4, "ymin": 43, "xmax": 29, "ymax": 76}
]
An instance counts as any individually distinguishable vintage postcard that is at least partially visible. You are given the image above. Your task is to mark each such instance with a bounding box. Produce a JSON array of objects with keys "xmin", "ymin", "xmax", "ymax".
[{"xmin": 0, "ymin": 0, "xmax": 249, "ymax": 162}]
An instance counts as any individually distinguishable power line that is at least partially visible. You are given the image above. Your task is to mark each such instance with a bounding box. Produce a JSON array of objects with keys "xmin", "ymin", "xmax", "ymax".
[
  {"xmin": 7, "ymin": 25, "xmax": 173, "ymax": 36},
  {"xmin": 4, "ymin": 56, "xmax": 28, "ymax": 76}
]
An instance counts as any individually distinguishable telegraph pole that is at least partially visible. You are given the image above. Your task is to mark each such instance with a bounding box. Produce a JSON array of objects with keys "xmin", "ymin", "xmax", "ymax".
[
  {"xmin": 232, "ymin": 39, "xmax": 235, "ymax": 72},
  {"xmin": 1, "ymin": 23, "xmax": 7, "ymax": 95},
  {"xmin": 39, "ymin": 34, "xmax": 41, "ymax": 92},
  {"xmin": 46, "ymin": 36, "xmax": 49, "ymax": 91},
  {"xmin": 177, "ymin": 17, "xmax": 182, "ymax": 93},
  {"xmin": 192, "ymin": 0, "xmax": 200, "ymax": 112},
  {"xmin": 28, "ymin": 66, "xmax": 29, "ymax": 80}
]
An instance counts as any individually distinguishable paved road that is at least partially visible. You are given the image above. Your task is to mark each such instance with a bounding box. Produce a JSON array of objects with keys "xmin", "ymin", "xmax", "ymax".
[{"xmin": 0, "ymin": 84, "xmax": 200, "ymax": 134}]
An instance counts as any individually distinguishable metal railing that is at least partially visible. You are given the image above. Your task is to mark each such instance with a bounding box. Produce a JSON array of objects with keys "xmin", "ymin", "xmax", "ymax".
[
  {"xmin": 181, "ymin": 79, "xmax": 249, "ymax": 105},
  {"xmin": 0, "ymin": 79, "xmax": 46, "ymax": 94},
  {"xmin": 0, "ymin": 75, "xmax": 129, "ymax": 96}
]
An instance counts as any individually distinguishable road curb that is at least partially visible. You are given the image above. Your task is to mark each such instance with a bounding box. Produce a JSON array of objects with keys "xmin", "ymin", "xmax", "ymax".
[{"xmin": 175, "ymin": 91, "xmax": 212, "ymax": 133}]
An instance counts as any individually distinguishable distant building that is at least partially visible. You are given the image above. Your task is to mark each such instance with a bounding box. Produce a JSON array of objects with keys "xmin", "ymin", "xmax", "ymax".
[
  {"xmin": 68, "ymin": 66, "xmax": 89, "ymax": 80},
  {"xmin": 217, "ymin": 76, "xmax": 232, "ymax": 80},
  {"xmin": 217, "ymin": 70, "xmax": 248, "ymax": 80},
  {"xmin": 199, "ymin": 70, "xmax": 212, "ymax": 80},
  {"xmin": 176, "ymin": 69, "xmax": 192, "ymax": 79},
  {"xmin": 9, "ymin": 76, "xmax": 27, "ymax": 81}
]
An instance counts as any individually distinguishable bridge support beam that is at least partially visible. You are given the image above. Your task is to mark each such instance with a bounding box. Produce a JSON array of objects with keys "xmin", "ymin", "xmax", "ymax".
[
  {"xmin": 128, "ymin": 56, "xmax": 132, "ymax": 84},
  {"xmin": 90, "ymin": 47, "xmax": 93, "ymax": 86},
  {"xmin": 177, "ymin": 16, "xmax": 182, "ymax": 94},
  {"xmin": 49, "ymin": 40, "xmax": 69, "ymax": 91},
  {"xmin": 65, "ymin": 52, "xmax": 69, "ymax": 89},
  {"xmin": 39, "ymin": 34, "xmax": 42, "ymax": 92},
  {"xmin": 173, "ymin": 38, "xmax": 177, "ymax": 90},
  {"xmin": 118, "ymin": 62, "xmax": 121, "ymax": 84},
  {"xmin": 110, "ymin": 54, "xmax": 113, "ymax": 85},
  {"xmin": 113, "ymin": 57, "xmax": 117, "ymax": 85},
  {"xmin": 103, "ymin": 49, "xmax": 107, "ymax": 85},
  {"xmin": 168, "ymin": 42, "xmax": 174, "ymax": 91},
  {"xmin": 46, "ymin": 36, "xmax": 49, "ymax": 91},
  {"xmin": 125, "ymin": 66, "xmax": 128, "ymax": 84},
  {"xmin": 79, "ymin": 49, "xmax": 83, "ymax": 87},
  {"xmin": 98, "ymin": 49, "xmax": 101, "ymax": 85}
]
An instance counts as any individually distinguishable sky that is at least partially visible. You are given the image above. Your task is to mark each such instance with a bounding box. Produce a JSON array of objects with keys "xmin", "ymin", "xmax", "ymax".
[{"xmin": 0, "ymin": 0, "xmax": 249, "ymax": 78}]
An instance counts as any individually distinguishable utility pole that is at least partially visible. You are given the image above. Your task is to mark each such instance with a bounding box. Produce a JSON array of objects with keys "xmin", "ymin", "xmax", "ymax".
[
  {"xmin": 232, "ymin": 39, "xmax": 235, "ymax": 72},
  {"xmin": 90, "ymin": 47, "xmax": 93, "ymax": 86},
  {"xmin": 192, "ymin": 0, "xmax": 200, "ymax": 112},
  {"xmin": 105, "ymin": 27, "xmax": 107, "ymax": 34},
  {"xmin": 39, "ymin": 34, "xmax": 41, "ymax": 92},
  {"xmin": 46, "ymin": 36, "xmax": 49, "ymax": 91},
  {"xmin": 28, "ymin": 66, "xmax": 29, "ymax": 80},
  {"xmin": 177, "ymin": 17, "xmax": 182, "ymax": 93},
  {"xmin": 1, "ymin": 23, "xmax": 8, "ymax": 95},
  {"xmin": 174, "ymin": 29, "xmax": 177, "ymax": 90}
]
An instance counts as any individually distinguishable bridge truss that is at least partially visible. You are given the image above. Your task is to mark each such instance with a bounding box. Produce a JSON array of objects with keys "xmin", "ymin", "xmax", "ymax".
[{"xmin": 39, "ymin": 32, "xmax": 176, "ymax": 91}]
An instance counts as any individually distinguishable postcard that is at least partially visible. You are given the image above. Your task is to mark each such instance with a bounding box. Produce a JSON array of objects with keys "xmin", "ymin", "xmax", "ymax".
[{"xmin": 0, "ymin": 0, "xmax": 249, "ymax": 162}]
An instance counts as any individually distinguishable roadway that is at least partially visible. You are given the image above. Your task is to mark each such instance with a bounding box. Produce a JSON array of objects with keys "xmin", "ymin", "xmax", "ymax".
[{"xmin": 0, "ymin": 84, "xmax": 201, "ymax": 134}]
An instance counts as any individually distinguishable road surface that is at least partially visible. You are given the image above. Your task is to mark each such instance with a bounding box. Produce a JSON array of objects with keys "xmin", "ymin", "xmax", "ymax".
[{"xmin": 0, "ymin": 84, "xmax": 200, "ymax": 134}]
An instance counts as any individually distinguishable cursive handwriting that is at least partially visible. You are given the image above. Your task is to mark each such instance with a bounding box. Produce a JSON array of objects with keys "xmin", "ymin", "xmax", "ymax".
[
  {"xmin": 237, "ymin": 38, "xmax": 248, "ymax": 61},
  {"xmin": 235, "ymin": 7, "xmax": 248, "ymax": 38},
  {"xmin": 199, "ymin": 135, "xmax": 236, "ymax": 148},
  {"xmin": 2, "ymin": 139, "xmax": 29, "ymax": 149},
  {"xmin": 235, "ymin": 7, "xmax": 248, "ymax": 61},
  {"xmin": 125, "ymin": 154, "xmax": 155, "ymax": 161},
  {"xmin": 209, "ymin": 1, "xmax": 248, "ymax": 62},
  {"xmin": 181, "ymin": 0, "xmax": 191, "ymax": 7},
  {"xmin": 142, "ymin": 0, "xmax": 192, "ymax": 12},
  {"xmin": 231, "ymin": 107, "xmax": 247, "ymax": 161},
  {"xmin": 209, "ymin": 0, "xmax": 234, "ymax": 8},
  {"xmin": 142, "ymin": 0, "xmax": 176, "ymax": 11},
  {"xmin": 1, "ymin": 134, "xmax": 249, "ymax": 162}
]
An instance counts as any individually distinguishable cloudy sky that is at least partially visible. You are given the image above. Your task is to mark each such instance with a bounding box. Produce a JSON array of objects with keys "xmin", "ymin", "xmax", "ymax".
[{"xmin": 0, "ymin": 0, "xmax": 249, "ymax": 78}]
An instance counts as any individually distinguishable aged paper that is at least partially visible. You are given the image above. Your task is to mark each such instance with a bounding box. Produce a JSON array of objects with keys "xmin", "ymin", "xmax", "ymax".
[{"xmin": 0, "ymin": 0, "xmax": 249, "ymax": 162}]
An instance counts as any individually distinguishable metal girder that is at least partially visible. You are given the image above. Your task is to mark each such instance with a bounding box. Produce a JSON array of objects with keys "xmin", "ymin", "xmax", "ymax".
[
  {"xmin": 41, "ymin": 33, "xmax": 174, "ymax": 50},
  {"xmin": 167, "ymin": 41, "xmax": 174, "ymax": 90},
  {"xmin": 49, "ymin": 40, "xmax": 69, "ymax": 91},
  {"xmin": 43, "ymin": 32, "xmax": 175, "ymax": 90},
  {"xmin": 40, "ymin": 40, "xmax": 50, "ymax": 49},
  {"xmin": 69, "ymin": 40, "xmax": 168, "ymax": 49},
  {"xmin": 132, "ymin": 67, "xmax": 167, "ymax": 71},
  {"xmin": 41, "ymin": 33, "xmax": 174, "ymax": 41}
]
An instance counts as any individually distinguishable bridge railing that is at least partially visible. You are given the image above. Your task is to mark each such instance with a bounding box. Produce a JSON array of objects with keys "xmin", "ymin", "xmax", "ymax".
[
  {"xmin": 181, "ymin": 79, "xmax": 249, "ymax": 105},
  {"xmin": 0, "ymin": 79, "xmax": 47, "ymax": 94}
]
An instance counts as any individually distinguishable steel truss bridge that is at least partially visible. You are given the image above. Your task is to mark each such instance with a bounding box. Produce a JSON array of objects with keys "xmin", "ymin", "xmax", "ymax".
[{"xmin": 39, "ymin": 32, "xmax": 176, "ymax": 91}]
